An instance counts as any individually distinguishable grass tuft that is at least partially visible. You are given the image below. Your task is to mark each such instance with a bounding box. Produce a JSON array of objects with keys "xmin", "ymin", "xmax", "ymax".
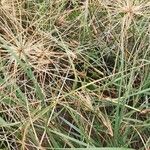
[{"xmin": 0, "ymin": 0, "xmax": 150, "ymax": 149}]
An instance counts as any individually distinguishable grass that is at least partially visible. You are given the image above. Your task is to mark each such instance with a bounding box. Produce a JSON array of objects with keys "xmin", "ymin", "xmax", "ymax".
[{"xmin": 0, "ymin": 0, "xmax": 150, "ymax": 149}]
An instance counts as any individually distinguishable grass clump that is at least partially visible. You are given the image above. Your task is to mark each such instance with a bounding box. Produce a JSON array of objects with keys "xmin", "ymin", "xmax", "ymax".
[{"xmin": 0, "ymin": 0, "xmax": 150, "ymax": 149}]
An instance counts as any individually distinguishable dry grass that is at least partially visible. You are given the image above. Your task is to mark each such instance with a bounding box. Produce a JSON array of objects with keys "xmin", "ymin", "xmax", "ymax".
[{"xmin": 0, "ymin": 0, "xmax": 150, "ymax": 149}]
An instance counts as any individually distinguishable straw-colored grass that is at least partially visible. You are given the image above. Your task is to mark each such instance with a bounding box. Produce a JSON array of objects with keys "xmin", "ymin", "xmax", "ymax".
[{"xmin": 0, "ymin": 0, "xmax": 150, "ymax": 149}]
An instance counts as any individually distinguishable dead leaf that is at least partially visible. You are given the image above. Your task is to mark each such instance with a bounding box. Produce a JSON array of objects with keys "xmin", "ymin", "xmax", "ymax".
[
  {"xmin": 76, "ymin": 91, "xmax": 94, "ymax": 111},
  {"xmin": 140, "ymin": 109, "xmax": 150, "ymax": 115}
]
